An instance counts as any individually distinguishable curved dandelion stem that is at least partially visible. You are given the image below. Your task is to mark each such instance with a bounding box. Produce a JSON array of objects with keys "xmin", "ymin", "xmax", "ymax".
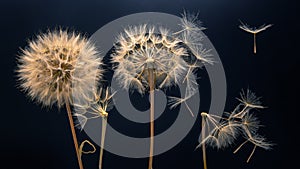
[
  {"xmin": 99, "ymin": 117, "xmax": 107, "ymax": 169},
  {"xmin": 79, "ymin": 140, "xmax": 97, "ymax": 159},
  {"xmin": 65, "ymin": 98, "xmax": 84, "ymax": 169},
  {"xmin": 247, "ymin": 145, "xmax": 257, "ymax": 163},
  {"xmin": 201, "ymin": 113, "xmax": 208, "ymax": 169},
  {"xmin": 148, "ymin": 69, "xmax": 155, "ymax": 169}
]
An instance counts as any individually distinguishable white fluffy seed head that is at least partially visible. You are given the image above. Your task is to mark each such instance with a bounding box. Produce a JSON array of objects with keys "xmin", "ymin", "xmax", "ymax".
[
  {"xmin": 108, "ymin": 12, "xmax": 214, "ymax": 126},
  {"xmin": 111, "ymin": 12, "xmax": 213, "ymax": 95},
  {"xmin": 112, "ymin": 25, "xmax": 189, "ymax": 93},
  {"xmin": 17, "ymin": 29, "xmax": 102, "ymax": 108}
]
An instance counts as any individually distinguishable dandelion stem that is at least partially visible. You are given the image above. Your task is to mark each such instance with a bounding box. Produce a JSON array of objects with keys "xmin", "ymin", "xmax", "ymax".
[
  {"xmin": 201, "ymin": 113, "xmax": 208, "ymax": 169},
  {"xmin": 247, "ymin": 145, "xmax": 257, "ymax": 163},
  {"xmin": 99, "ymin": 117, "xmax": 107, "ymax": 169},
  {"xmin": 65, "ymin": 99, "xmax": 84, "ymax": 169},
  {"xmin": 148, "ymin": 69, "xmax": 155, "ymax": 169},
  {"xmin": 253, "ymin": 33, "xmax": 257, "ymax": 54},
  {"xmin": 233, "ymin": 139, "xmax": 249, "ymax": 154},
  {"xmin": 233, "ymin": 105, "xmax": 248, "ymax": 118},
  {"xmin": 79, "ymin": 140, "xmax": 96, "ymax": 159}
]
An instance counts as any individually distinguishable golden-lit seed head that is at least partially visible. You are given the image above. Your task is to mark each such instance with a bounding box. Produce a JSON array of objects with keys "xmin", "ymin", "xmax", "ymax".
[
  {"xmin": 17, "ymin": 29, "xmax": 102, "ymax": 108},
  {"xmin": 111, "ymin": 12, "xmax": 213, "ymax": 94},
  {"xmin": 112, "ymin": 25, "xmax": 189, "ymax": 93}
]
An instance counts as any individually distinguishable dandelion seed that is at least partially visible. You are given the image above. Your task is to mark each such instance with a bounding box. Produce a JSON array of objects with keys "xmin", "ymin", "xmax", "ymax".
[
  {"xmin": 16, "ymin": 28, "xmax": 102, "ymax": 169},
  {"xmin": 175, "ymin": 10, "xmax": 206, "ymax": 35},
  {"xmin": 237, "ymin": 89, "xmax": 264, "ymax": 109},
  {"xmin": 230, "ymin": 89, "xmax": 265, "ymax": 119},
  {"xmin": 239, "ymin": 21, "xmax": 272, "ymax": 54},
  {"xmin": 198, "ymin": 89, "xmax": 272, "ymax": 166}
]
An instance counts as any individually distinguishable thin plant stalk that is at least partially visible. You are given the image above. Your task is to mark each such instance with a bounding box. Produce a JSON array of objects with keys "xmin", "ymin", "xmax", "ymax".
[
  {"xmin": 148, "ymin": 69, "xmax": 155, "ymax": 169},
  {"xmin": 253, "ymin": 33, "xmax": 257, "ymax": 54},
  {"xmin": 201, "ymin": 113, "xmax": 208, "ymax": 169},
  {"xmin": 233, "ymin": 139, "xmax": 259, "ymax": 163},
  {"xmin": 233, "ymin": 140, "xmax": 249, "ymax": 154},
  {"xmin": 65, "ymin": 98, "xmax": 84, "ymax": 169},
  {"xmin": 247, "ymin": 145, "xmax": 257, "ymax": 163},
  {"xmin": 99, "ymin": 117, "xmax": 108, "ymax": 169}
]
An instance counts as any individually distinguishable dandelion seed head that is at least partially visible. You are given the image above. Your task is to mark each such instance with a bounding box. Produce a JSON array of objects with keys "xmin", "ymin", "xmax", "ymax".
[
  {"xmin": 112, "ymin": 25, "xmax": 189, "ymax": 93},
  {"xmin": 112, "ymin": 13, "xmax": 213, "ymax": 93},
  {"xmin": 17, "ymin": 29, "xmax": 102, "ymax": 108},
  {"xmin": 112, "ymin": 12, "xmax": 213, "ymax": 97},
  {"xmin": 73, "ymin": 87, "xmax": 115, "ymax": 130}
]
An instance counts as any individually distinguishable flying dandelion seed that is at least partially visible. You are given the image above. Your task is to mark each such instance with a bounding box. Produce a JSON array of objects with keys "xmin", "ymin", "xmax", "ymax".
[
  {"xmin": 197, "ymin": 89, "xmax": 272, "ymax": 166},
  {"xmin": 111, "ymin": 11, "xmax": 213, "ymax": 169},
  {"xmin": 16, "ymin": 28, "xmax": 103, "ymax": 169},
  {"xmin": 239, "ymin": 21, "xmax": 272, "ymax": 54},
  {"xmin": 237, "ymin": 88, "xmax": 264, "ymax": 109},
  {"xmin": 74, "ymin": 87, "xmax": 115, "ymax": 169}
]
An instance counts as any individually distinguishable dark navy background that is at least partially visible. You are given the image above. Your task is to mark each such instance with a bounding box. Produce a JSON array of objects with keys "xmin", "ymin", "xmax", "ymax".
[{"xmin": 0, "ymin": 0, "xmax": 297, "ymax": 169}]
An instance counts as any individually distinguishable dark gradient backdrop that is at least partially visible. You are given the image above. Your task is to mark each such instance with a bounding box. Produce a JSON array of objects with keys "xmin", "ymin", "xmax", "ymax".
[{"xmin": 0, "ymin": 0, "xmax": 297, "ymax": 169}]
